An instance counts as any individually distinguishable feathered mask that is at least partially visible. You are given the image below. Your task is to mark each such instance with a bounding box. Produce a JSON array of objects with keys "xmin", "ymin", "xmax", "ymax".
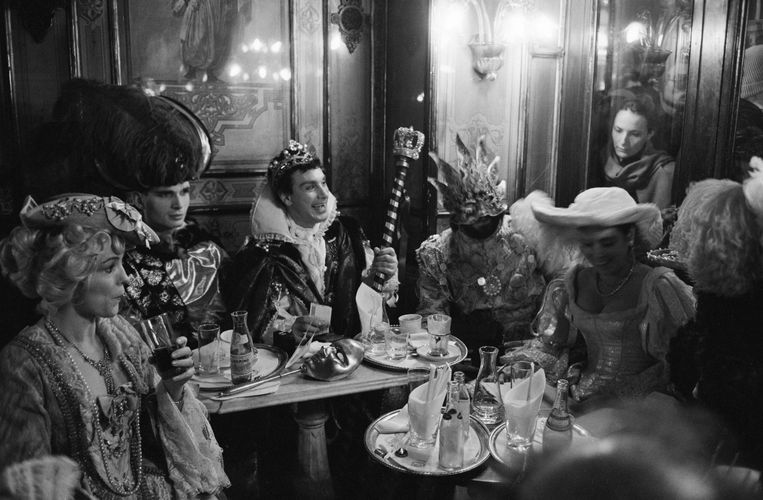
[
  {"xmin": 428, "ymin": 135, "xmax": 508, "ymax": 225},
  {"xmin": 39, "ymin": 79, "xmax": 211, "ymax": 193}
]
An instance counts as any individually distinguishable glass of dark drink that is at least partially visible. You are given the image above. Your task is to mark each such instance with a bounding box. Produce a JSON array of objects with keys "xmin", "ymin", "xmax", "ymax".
[{"xmin": 137, "ymin": 313, "xmax": 181, "ymax": 376}]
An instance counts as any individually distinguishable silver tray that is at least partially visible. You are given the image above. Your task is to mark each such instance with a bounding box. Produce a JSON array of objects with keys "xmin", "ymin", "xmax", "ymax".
[
  {"xmin": 362, "ymin": 332, "xmax": 468, "ymax": 372},
  {"xmin": 365, "ymin": 409, "xmax": 490, "ymax": 476},
  {"xmin": 192, "ymin": 343, "xmax": 287, "ymax": 392},
  {"xmin": 488, "ymin": 409, "xmax": 592, "ymax": 469}
]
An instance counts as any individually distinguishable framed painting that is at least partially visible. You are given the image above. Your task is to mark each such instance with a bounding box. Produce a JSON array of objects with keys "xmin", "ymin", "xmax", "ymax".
[{"xmin": 123, "ymin": 0, "xmax": 292, "ymax": 174}]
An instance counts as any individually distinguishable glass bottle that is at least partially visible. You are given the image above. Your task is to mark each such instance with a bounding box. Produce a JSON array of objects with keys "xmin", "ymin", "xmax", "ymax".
[
  {"xmin": 453, "ymin": 371, "xmax": 471, "ymax": 442},
  {"xmin": 439, "ymin": 381, "xmax": 465, "ymax": 470},
  {"xmin": 230, "ymin": 310, "xmax": 258, "ymax": 384},
  {"xmin": 542, "ymin": 379, "xmax": 573, "ymax": 455},
  {"xmin": 472, "ymin": 346, "xmax": 504, "ymax": 425}
]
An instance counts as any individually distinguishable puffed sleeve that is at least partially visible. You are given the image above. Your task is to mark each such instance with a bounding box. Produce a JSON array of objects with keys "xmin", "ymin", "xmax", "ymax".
[
  {"xmin": 0, "ymin": 342, "xmax": 52, "ymax": 471},
  {"xmin": 415, "ymin": 234, "xmax": 452, "ymax": 316},
  {"xmin": 641, "ymin": 267, "xmax": 696, "ymax": 362}
]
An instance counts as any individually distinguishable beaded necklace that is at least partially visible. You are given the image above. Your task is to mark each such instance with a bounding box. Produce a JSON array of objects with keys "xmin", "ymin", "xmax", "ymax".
[
  {"xmin": 46, "ymin": 320, "xmax": 116, "ymax": 395},
  {"xmin": 44, "ymin": 320, "xmax": 144, "ymax": 496},
  {"xmin": 595, "ymin": 263, "xmax": 635, "ymax": 297}
]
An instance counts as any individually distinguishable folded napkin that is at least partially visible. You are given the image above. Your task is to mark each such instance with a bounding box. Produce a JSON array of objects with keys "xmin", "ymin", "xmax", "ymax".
[
  {"xmin": 501, "ymin": 367, "xmax": 546, "ymax": 407},
  {"xmin": 356, "ymin": 282, "xmax": 383, "ymax": 337},
  {"xmin": 376, "ymin": 405, "xmax": 410, "ymax": 433},
  {"xmin": 210, "ymin": 380, "xmax": 281, "ymax": 401}
]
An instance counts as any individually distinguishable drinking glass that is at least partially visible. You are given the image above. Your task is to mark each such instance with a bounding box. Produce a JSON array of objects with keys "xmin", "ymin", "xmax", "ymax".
[
  {"xmin": 504, "ymin": 361, "xmax": 539, "ymax": 448},
  {"xmin": 427, "ymin": 314, "xmax": 451, "ymax": 357},
  {"xmin": 384, "ymin": 326, "xmax": 408, "ymax": 360},
  {"xmin": 399, "ymin": 313, "xmax": 423, "ymax": 334},
  {"xmin": 137, "ymin": 313, "xmax": 181, "ymax": 376},
  {"xmin": 196, "ymin": 323, "xmax": 220, "ymax": 376},
  {"xmin": 407, "ymin": 368, "xmax": 443, "ymax": 448}
]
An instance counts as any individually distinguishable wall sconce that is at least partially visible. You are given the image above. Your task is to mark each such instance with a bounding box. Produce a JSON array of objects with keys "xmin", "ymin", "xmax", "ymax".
[
  {"xmin": 459, "ymin": 0, "xmax": 536, "ymax": 81},
  {"xmin": 623, "ymin": 10, "xmax": 673, "ymax": 85}
]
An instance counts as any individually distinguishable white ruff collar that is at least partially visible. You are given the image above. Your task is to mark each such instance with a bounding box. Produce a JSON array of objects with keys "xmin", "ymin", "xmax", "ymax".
[{"xmin": 250, "ymin": 182, "xmax": 338, "ymax": 296}]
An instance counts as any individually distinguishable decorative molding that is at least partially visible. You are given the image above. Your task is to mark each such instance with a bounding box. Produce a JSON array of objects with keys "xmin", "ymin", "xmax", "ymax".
[
  {"xmin": 297, "ymin": 2, "xmax": 321, "ymax": 35},
  {"xmin": 162, "ymin": 84, "xmax": 285, "ymax": 154},
  {"xmin": 330, "ymin": 0, "xmax": 366, "ymax": 54},
  {"xmin": 189, "ymin": 177, "xmax": 265, "ymax": 208},
  {"xmin": 77, "ymin": 0, "xmax": 104, "ymax": 26}
]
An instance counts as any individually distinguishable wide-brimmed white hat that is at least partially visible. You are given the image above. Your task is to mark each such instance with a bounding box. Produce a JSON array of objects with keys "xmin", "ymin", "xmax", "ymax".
[{"xmin": 531, "ymin": 187, "xmax": 663, "ymax": 249}]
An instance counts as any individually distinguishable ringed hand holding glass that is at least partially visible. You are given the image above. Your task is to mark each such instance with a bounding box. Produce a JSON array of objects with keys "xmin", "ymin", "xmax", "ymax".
[{"xmin": 137, "ymin": 313, "xmax": 186, "ymax": 377}]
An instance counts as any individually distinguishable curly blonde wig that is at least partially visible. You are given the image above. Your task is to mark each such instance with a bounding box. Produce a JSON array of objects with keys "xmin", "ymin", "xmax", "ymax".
[
  {"xmin": 0, "ymin": 224, "xmax": 126, "ymax": 315},
  {"xmin": 671, "ymin": 179, "xmax": 762, "ymax": 296}
]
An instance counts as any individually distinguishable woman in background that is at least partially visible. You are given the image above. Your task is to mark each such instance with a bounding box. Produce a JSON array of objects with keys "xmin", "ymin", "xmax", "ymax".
[
  {"xmin": 0, "ymin": 194, "xmax": 229, "ymax": 499},
  {"xmin": 603, "ymin": 98, "xmax": 676, "ymax": 209}
]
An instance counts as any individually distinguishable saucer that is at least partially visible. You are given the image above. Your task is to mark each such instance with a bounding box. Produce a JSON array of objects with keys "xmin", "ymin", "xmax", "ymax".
[{"xmin": 415, "ymin": 344, "xmax": 460, "ymax": 362}]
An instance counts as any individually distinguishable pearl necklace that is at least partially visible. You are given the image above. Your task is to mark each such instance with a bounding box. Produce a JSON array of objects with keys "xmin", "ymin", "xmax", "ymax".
[
  {"xmin": 46, "ymin": 320, "xmax": 116, "ymax": 395},
  {"xmin": 595, "ymin": 263, "xmax": 635, "ymax": 297},
  {"xmin": 44, "ymin": 320, "xmax": 144, "ymax": 496}
]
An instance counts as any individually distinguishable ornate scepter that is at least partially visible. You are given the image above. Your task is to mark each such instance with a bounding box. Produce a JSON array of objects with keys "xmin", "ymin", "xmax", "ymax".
[{"xmin": 371, "ymin": 126, "xmax": 425, "ymax": 292}]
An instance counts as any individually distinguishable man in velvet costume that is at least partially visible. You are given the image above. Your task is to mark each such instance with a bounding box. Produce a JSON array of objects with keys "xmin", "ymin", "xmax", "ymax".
[
  {"xmin": 223, "ymin": 140, "xmax": 397, "ymax": 345},
  {"xmin": 219, "ymin": 140, "xmax": 397, "ymax": 498}
]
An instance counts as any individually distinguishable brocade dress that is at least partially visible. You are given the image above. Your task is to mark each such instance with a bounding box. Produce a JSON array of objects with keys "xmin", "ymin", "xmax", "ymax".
[
  {"xmin": 416, "ymin": 215, "xmax": 547, "ymax": 356},
  {"xmin": 566, "ymin": 265, "xmax": 695, "ymax": 400},
  {"xmin": 0, "ymin": 315, "xmax": 229, "ymax": 499}
]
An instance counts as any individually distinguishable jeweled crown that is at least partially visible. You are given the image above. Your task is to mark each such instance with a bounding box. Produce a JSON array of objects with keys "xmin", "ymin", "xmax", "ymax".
[
  {"xmin": 267, "ymin": 140, "xmax": 319, "ymax": 187},
  {"xmin": 393, "ymin": 126, "xmax": 425, "ymax": 160}
]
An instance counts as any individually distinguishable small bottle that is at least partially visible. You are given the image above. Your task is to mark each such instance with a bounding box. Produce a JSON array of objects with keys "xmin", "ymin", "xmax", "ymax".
[
  {"xmin": 439, "ymin": 381, "xmax": 465, "ymax": 470},
  {"xmin": 543, "ymin": 379, "xmax": 573, "ymax": 456},
  {"xmin": 230, "ymin": 310, "xmax": 258, "ymax": 384},
  {"xmin": 453, "ymin": 371, "xmax": 471, "ymax": 442},
  {"xmin": 472, "ymin": 346, "xmax": 504, "ymax": 425}
]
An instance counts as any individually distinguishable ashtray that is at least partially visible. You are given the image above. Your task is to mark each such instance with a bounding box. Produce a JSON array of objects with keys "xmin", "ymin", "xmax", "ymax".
[{"xmin": 416, "ymin": 345, "xmax": 460, "ymax": 362}]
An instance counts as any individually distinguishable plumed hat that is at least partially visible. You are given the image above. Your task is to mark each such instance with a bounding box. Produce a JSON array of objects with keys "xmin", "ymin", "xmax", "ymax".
[
  {"xmin": 428, "ymin": 135, "xmax": 508, "ymax": 225},
  {"xmin": 42, "ymin": 79, "xmax": 212, "ymax": 193},
  {"xmin": 20, "ymin": 194, "xmax": 158, "ymax": 248},
  {"xmin": 531, "ymin": 187, "xmax": 663, "ymax": 249}
]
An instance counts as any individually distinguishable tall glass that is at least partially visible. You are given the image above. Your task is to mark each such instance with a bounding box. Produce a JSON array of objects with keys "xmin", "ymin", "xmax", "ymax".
[
  {"xmin": 505, "ymin": 361, "xmax": 538, "ymax": 448},
  {"xmin": 196, "ymin": 322, "xmax": 220, "ymax": 376},
  {"xmin": 427, "ymin": 313, "xmax": 451, "ymax": 356},
  {"xmin": 407, "ymin": 368, "xmax": 441, "ymax": 448}
]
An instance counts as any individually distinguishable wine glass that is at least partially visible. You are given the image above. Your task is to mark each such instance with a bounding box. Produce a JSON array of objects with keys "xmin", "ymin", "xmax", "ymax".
[{"xmin": 137, "ymin": 313, "xmax": 179, "ymax": 375}]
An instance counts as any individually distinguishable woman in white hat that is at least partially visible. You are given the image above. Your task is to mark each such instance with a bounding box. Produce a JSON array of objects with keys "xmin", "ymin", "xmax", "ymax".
[{"xmin": 530, "ymin": 187, "xmax": 694, "ymax": 403}]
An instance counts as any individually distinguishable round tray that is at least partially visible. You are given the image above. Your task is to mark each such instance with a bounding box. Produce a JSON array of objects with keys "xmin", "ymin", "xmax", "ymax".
[
  {"xmin": 362, "ymin": 332, "xmax": 468, "ymax": 372},
  {"xmin": 365, "ymin": 409, "xmax": 491, "ymax": 476},
  {"xmin": 192, "ymin": 343, "xmax": 287, "ymax": 392},
  {"xmin": 488, "ymin": 410, "xmax": 592, "ymax": 469}
]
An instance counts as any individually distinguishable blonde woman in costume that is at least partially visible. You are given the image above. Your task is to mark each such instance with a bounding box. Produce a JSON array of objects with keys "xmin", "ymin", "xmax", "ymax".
[{"xmin": 0, "ymin": 194, "xmax": 229, "ymax": 499}]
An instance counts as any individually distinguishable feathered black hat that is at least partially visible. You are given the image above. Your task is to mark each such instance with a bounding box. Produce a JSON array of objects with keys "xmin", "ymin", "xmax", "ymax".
[{"xmin": 37, "ymin": 79, "xmax": 211, "ymax": 194}]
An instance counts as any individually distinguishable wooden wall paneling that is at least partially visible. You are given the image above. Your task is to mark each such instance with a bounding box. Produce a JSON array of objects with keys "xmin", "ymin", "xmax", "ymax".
[
  {"xmin": 328, "ymin": 0, "xmax": 372, "ymax": 208},
  {"xmin": 677, "ymin": 0, "xmax": 742, "ymax": 200},
  {"xmin": 382, "ymin": 0, "xmax": 430, "ymax": 314},
  {"xmin": 555, "ymin": 0, "xmax": 597, "ymax": 206},
  {"xmin": 292, "ymin": 0, "xmax": 325, "ymax": 158},
  {"xmin": 73, "ymin": 0, "xmax": 112, "ymax": 81}
]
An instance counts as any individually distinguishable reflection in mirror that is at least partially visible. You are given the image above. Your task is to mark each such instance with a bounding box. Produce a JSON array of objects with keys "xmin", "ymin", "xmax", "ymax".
[
  {"xmin": 734, "ymin": 3, "xmax": 763, "ymax": 182},
  {"xmin": 589, "ymin": 0, "xmax": 692, "ymax": 209}
]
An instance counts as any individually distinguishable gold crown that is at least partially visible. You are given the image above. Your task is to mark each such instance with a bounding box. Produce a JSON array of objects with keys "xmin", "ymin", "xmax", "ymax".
[{"xmin": 393, "ymin": 126, "xmax": 425, "ymax": 160}]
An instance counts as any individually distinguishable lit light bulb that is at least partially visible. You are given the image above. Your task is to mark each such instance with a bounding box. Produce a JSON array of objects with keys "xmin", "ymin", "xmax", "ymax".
[
  {"xmin": 258, "ymin": 66, "xmax": 267, "ymax": 79},
  {"xmin": 271, "ymin": 41, "xmax": 282, "ymax": 53},
  {"xmin": 228, "ymin": 63, "xmax": 242, "ymax": 77},
  {"xmin": 279, "ymin": 68, "xmax": 292, "ymax": 81},
  {"xmin": 330, "ymin": 32, "xmax": 342, "ymax": 51}
]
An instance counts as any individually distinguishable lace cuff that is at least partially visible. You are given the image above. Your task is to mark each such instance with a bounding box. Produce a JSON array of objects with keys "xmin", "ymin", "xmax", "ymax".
[{"xmin": 155, "ymin": 383, "xmax": 230, "ymax": 498}]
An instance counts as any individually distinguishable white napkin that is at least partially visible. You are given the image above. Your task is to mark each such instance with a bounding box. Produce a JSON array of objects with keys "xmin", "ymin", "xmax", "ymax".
[
  {"xmin": 210, "ymin": 380, "xmax": 281, "ymax": 401},
  {"xmin": 376, "ymin": 405, "xmax": 410, "ymax": 433},
  {"xmin": 356, "ymin": 282, "xmax": 383, "ymax": 337},
  {"xmin": 501, "ymin": 368, "xmax": 546, "ymax": 407}
]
